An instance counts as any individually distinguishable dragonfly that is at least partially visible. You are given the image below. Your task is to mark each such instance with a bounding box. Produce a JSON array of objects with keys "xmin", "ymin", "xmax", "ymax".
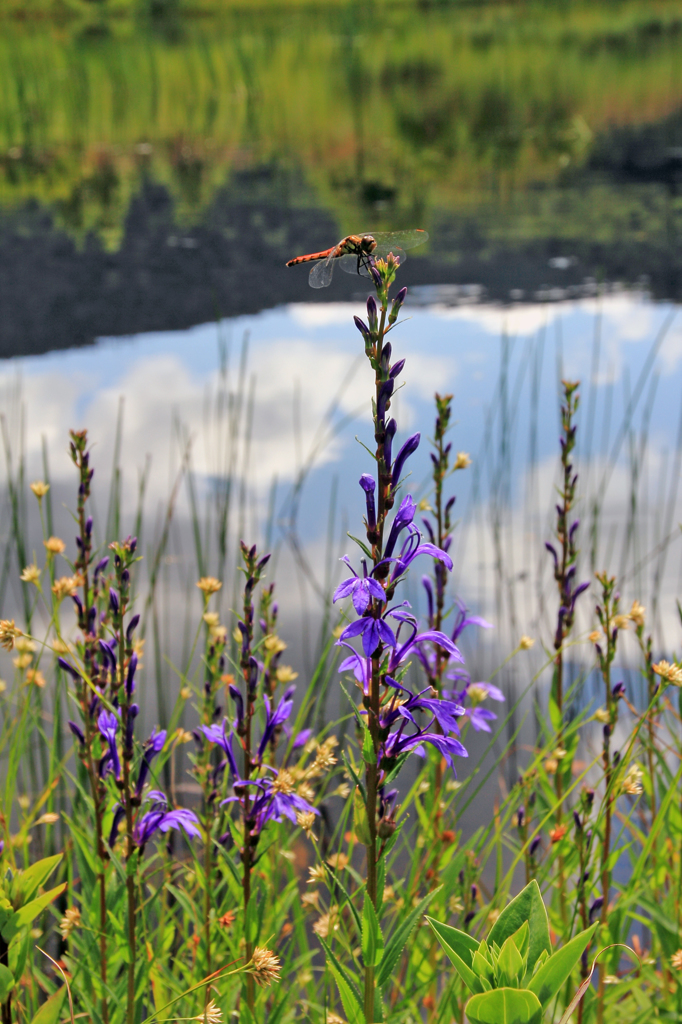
[{"xmin": 286, "ymin": 230, "xmax": 428, "ymax": 289}]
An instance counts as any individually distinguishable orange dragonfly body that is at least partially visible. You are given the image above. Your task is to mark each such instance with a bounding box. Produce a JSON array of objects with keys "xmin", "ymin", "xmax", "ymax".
[{"xmin": 286, "ymin": 230, "xmax": 428, "ymax": 289}]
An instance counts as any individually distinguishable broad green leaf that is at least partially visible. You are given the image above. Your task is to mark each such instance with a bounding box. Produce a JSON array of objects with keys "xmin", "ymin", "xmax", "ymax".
[
  {"xmin": 0, "ymin": 964, "xmax": 14, "ymax": 1002},
  {"xmin": 376, "ymin": 887, "xmax": 441, "ymax": 990},
  {"xmin": 528, "ymin": 925, "xmax": 597, "ymax": 1008},
  {"xmin": 465, "ymin": 987, "xmax": 542, "ymax": 1024},
  {"xmin": 425, "ymin": 916, "xmax": 482, "ymax": 996},
  {"xmin": 30, "ymin": 986, "xmax": 66, "ymax": 1024},
  {"xmin": 11, "ymin": 855, "xmax": 62, "ymax": 908},
  {"xmin": 425, "ymin": 917, "xmax": 478, "ymax": 968},
  {"xmin": 487, "ymin": 881, "xmax": 550, "ymax": 975},
  {"xmin": 362, "ymin": 894, "xmax": 384, "ymax": 968},
  {"xmin": 13, "ymin": 883, "xmax": 67, "ymax": 930}
]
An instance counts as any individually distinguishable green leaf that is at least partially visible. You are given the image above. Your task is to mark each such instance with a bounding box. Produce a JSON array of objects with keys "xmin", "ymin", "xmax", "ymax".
[
  {"xmin": 320, "ymin": 938, "xmax": 363, "ymax": 1023},
  {"xmin": 13, "ymin": 883, "xmax": 67, "ymax": 930},
  {"xmin": 0, "ymin": 964, "xmax": 14, "ymax": 1002},
  {"xmin": 487, "ymin": 881, "xmax": 550, "ymax": 975},
  {"xmin": 528, "ymin": 925, "xmax": 597, "ymax": 1009},
  {"xmin": 361, "ymin": 725, "xmax": 375, "ymax": 765},
  {"xmin": 29, "ymin": 986, "xmax": 66, "ymax": 1024},
  {"xmin": 425, "ymin": 915, "xmax": 482, "ymax": 995},
  {"xmin": 496, "ymin": 935, "xmax": 525, "ymax": 988},
  {"xmin": 362, "ymin": 895, "xmax": 384, "ymax": 968},
  {"xmin": 465, "ymin": 987, "xmax": 543, "ymax": 1024},
  {"xmin": 11, "ymin": 855, "xmax": 62, "ymax": 908},
  {"xmin": 348, "ymin": 533, "xmax": 374, "ymax": 561},
  {"xmin": 376, "ymin": 887, "xmax": 441, "ymax": 990},
  {"xmin": 353, "ymin": 788, "xmax": 372, "ymax": 846}
]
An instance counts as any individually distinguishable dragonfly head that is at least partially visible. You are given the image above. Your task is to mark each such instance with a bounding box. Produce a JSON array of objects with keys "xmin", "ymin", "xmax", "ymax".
[{"xmin": 359, "ymin": 235, "xmax": 377, "ymax": 255}]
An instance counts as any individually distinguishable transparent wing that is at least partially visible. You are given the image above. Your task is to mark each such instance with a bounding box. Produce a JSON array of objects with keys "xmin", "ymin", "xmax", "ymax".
[
  {"xmin": 371, "ymin": 245, "xmax": 407, "ymax": 265},
  {"xmin": 369, "ymin": 229, "xmax": 429, "ymax": 251},
  {"xmin": 308, "ymin": 256, "xmax": 335, "ymax": 289},
  {"xmin": 338, "ymin": 253, "xmax": 373, "ymax": 278}
]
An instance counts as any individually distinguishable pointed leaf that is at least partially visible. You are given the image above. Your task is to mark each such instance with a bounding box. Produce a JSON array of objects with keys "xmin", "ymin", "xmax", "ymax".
[
  {"xmin": 376, "ymin": 888, "xmax": 441, "ymax": 990},
  {"xmin": 528, "ymin": 925, "xmax": 597, "ymax": 1009},
  {"xmin": 362, "ymin": 894, "xmax": 384, "ymax": 968},
  {"xmin": 14, "ymin": 883, "xmax": 67, "ymax": 930},
  {"xmin": 0, "ymin": 965, "xmax": 14, "ymax": 1003},
  {"xmin": 425, "ymin": 916, "xmax": 482, "ymax": 995},
  {"xmin": 496, "ymin": 936, "xmax": 524, "ymax": 988},
  {"xmin": 11, "ymin": 855, "xmax": 62, "ymax": 907},
  {"xmin": 487, "ymin": 881, "xmax": 550, "ymax": 974},
  {"xmin": 466, "ymin": 987, "xmax": 542, "ymax": 1024},
  {"xmin": 30, "ymin": 987, "xmax": 66, "ymax": 1024}
]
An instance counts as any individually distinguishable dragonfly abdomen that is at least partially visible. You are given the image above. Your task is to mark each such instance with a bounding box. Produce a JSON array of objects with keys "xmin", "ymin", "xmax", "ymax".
[{"xmin": 285, "ymin": 248, "xmax": 334, "ymax": 266}]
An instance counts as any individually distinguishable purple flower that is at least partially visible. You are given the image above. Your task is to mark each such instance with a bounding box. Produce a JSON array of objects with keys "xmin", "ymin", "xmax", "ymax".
[
  {"xmin": 126, "ymin": 614, "xmax": 140, "ymax": 641},
  {"xmin": 333, "ymin": 557, "xmax": 385, "ymax": 615},
  {"xmin": 97, "ymin": 710, "xmax": 121, "ymax": 780},
  {"xmin": 384, "ymin": 494, "xmax": 417, "ymax": 559},
  {"xmin": 134, "ymin": 793, "xmax": 200, "ymax": 847},
  {"xmin": 359, "ymin": 474, "xmax": 377, "ymax": 531},
  {"xmin": 109, "ymin": 588, "xmax": 120, "ymax": 615},
  {"xmin": 94, "ymin": 556, "xmax": 109, "ymax": 578},
  {"xmin": 126, "ymin": 652, "xmax": 138, "ymax": 699},
  {"xmin": 199, "ymin": 720, "xmax": 239, "ymax": 778},
  {"xmin": 68, "ymin": 720, "xmax": 85, "ymax": 745},
  {"xmin": 58, "ymin": 657, "xmax": 81, "ymax": 681},
  {"xmin": 391, "ymin": 433, "xmax": 420, "ymax": 488},
  {"xmin": 221, "ymin": 769, "xmax": 317, "ymax": 835},
  {"xmin": 388, "ymin": 525, "xmax": 453, "ymax": 582},
  {"xmin": 450, "ymin": 602, "xmax": 494, "ymax": 643},
  {"xmin": 258, "ymin": 687, "xmax": 295, "ymax": 757},
  {"xmin": 339, "ymin": 615, "xmax": 396, "ymax": 657},
  {"xmin": 136, "ymin": 727, "xmax": 167, "ymax": 795}
]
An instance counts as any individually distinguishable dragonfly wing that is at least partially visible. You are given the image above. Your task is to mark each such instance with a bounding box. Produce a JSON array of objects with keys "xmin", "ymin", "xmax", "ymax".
[
  {"xmin": 372, "ymin": 245, "xmax": 407, "ymax": 266},
  {"xmin": 308, "ymin": 256, "xmax": 335, "ymax": 289},
  {"xmin": 370, "ymin": 229, "xmax": 429, "ymax": 251},
  {"xmin": 338, "ymin": 253, "xmax": 365, "ymax": 276}
]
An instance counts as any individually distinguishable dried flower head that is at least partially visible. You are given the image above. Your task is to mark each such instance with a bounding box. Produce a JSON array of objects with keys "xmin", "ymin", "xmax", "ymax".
[
  {"xmin": 519, "ymin": 635, "xmax": 535, "ymax": 650},
  {"xmin": 0, "ymin": 620, "xmax": 22, "ymax": 652},
  {"xmin": 30, "ymin": 481, "xmax": 50, "ymax": 499},
  {"xmin": 272, "ymin": 769, "xmax": 295, "ymax": 795},
  {"xmin": 629, "ymin": 600, "xmax": 645, "ymax": 628},
  {"xmin": 44, "ymin": 537, "xmax": 66, "ymax": 555},
  {"xmin": 549, "ymin": 824, "xmax": 567, "ymax": 844},
  {"xmin": 301, "ymin": 891, "xmax": 320, "ymax": 911},
  {"xmin": 621, "ymin": 764, "xmax": 644, "ymax": 796},
  {"xmin": 203, "ymin": 612, "xmax": 220, "ymax": 628},
  {"xmin": 0, "ymin": 681, "xmax": 6, "ymax": 694},
  {"xmin": 196, "ymin": 577, "xmax": 222, "ymax": 596},
  {"xmin": 327, "ymin": 852, "xmax": 349, "ymax": 871},
  {"xmin": 466, "ymin": 684, "xmax": 488, "ymax": 705},
  {"xmin": 613, "ymin": 615, "xmax": 630, "ymax": 631},
  {"xmin": 59, "ymin": 907, "xmax": 81, "ymax": 941},
  {"xmin": 594, "ymin": 707, "xmax": 610, "ymax": 723},
  {"xmin": 180, "ymin": 686, "xmax": 192, "ymax": 700},
  {"xmin": 35, "ymin": 812, "xmax": 59, "ymax": 825},
  {"xmin": 26, "ymin": 669, "xmax": 46, "ymax": 688},
  {"xmin": 327, "ymin": 1015, "xmax": 345, "ymax": 1024},
  {"xmin": 192, "ymin": 1000, "xmax": 222, "ymax": 1023},
  {"xmin": 20, "ymin": 565, "xmax": 40, "ymax": 585},
  {"xmin": 312, "ymin": 909, "xmax": 340, "ymax": 938},
  {"xmin": 653, "ymin": 660, "xmax": 682, "ymax": 686},
  {"xmin": 454, "ymin": 452, "xmax": 472, "ymax": 470},
  {"xmin": 52, "ymin": 639, "xmax": 71, "ymax": 655},
  {"xmin": 219, "ymin": 911, "xmax": 235, "ymax": 928},
  {"xmin": 671, "ymin": 949, "xmax": 682, "ymax": 971},
  {"xmin": 296, "ymin": 810, "xmax": 316, "ymax": 834},
  {"xmin": 52, "ymin": 576, "xmax": 80, "ymax": 602},
  {"xmin": 275, "ymin": 665, "xmax": 298, "ymax": 684},
  {"xmin": 544, "ymin": 757, "xmax": 559, "ymax": 775},
  {"xmin": 175, "ymin": 728, "xmax": 194, "ymax": 744},
  {"xmin": 297, "ymin": 782, "xmax": 315, "ymax": 803},
  {"xmin": 264, "ymin": 634, "xmax": 287, "ymax": 654},
  {"xmin": 307, "ymin": 864, "xmax": 326, "ymax": 884},
  {"xmin": 15, "ymin": 636, "xmax": 37, "ymax": 653},
  {"xmin": 249, "ymin": 947, "xmax": 281, "ymax": 988}
]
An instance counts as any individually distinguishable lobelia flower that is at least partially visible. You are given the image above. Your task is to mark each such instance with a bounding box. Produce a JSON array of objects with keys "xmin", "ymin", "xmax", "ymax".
[
  {"xmin": 333, "ymin": 556, "xmax": 384, "ymax": 615},
  {"xmin": 135, "ymin": 727, "xmax": 167, "ymax": 794},
  {"xmin": 133, "ymin": 791, "xmax": 200, "ymax": 848},
  {"xmin": 222, "ymin": 770, "xmax": 318, "ymax": 834},
  {"xmin": 98, "ymin": 709, "xmax": 121, "ymax": 779}
]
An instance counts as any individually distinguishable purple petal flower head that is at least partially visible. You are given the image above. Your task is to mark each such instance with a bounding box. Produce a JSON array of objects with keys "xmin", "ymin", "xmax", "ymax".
[
  {"xmin": 98, "ymin": 639, "xmax": 117, "ymax": 672},
  {"xmin": 199, "ymin": 719, "xmax": 239, "ymax": 779},
  {"xmin": 389, "ymin": 525, "xmax": 453, "ymax": 583},
  {"xmin": 333, "ymin": 556, "xmax": 385, "ymax": 615},
  {"xmin": 292, "ymin": 728, "xmax": 313, "ymax": 750},
  {"xmin": 98, "ymin": 709, "xmax": 121, "ymax": 780},
  {"xmin": 354, "ymin": 316, "xmax": 370, "ymax": 341},
  {"xmin": 391, "ymin": 433, "xmax": 420, "ymax": 488},
  {"xmin": 109, "ymin": 588, "xmax": 120, "ymax": 615},
  {"xmin": 359, "ymin": 474, "xmax": 377, "ymax": 531},
  {"xmin": 612, "ymin": 682, "xmax": 626, "ymax": 700},
  {"xmin": 134, "ymin": 793, "xmax": 200, "ymax": 848},
  {"xmin": 450, "ymin": 601, "xmax": 494, "ymax": 643},
  {"xmin": 222, "ymin": 768, "xmax": 318, "ymax": 835},
  {"xmin": 95, "ymin": 556, "xmax": 109, "ymax": 579},
  {"xmin": 529, "ymin": 835, "xmax": 542, "ymax": 857},
  {"xmin": 229, "ymin": 684, "xmax": 244, "ymax": 729},
  {"xmin": 383, "ymin": 418, "xmax": 397, "ymax": 469},
  {"xmin": 339, "ymin": 614, "xmax": 396, "ymax": 658},
  {"xmin": 258, "ymin": 687, "xmax": 295, "ymax": 757},
  {"xmin": 390, "ymin": 358, "xmax": 406, "ymax": 380},
  {"xmin": 367, "ymin": 294, "xmax": 378, "ymax": 331},
  {"xmin": 58, "ymin": 657, "xmax": 81, "ymax": 681},
  {"xmin": 125, "ymin": 703, "xmax": 139, "ymax": 753},
  {"xmin": 136, "ymin": 727, "xmax": 167, "ymax": 795}
]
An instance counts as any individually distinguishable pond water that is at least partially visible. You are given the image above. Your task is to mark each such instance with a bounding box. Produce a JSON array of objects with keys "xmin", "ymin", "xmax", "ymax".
[{"xmin": 1, "ymin": 0, "xmax": 682, "ymax": 684}]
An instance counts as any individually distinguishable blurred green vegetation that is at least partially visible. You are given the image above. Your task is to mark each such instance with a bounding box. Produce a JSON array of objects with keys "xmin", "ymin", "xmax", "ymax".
[{"xmin": 0, "ymin": 0, "xmax": 680, "ymax": 248}]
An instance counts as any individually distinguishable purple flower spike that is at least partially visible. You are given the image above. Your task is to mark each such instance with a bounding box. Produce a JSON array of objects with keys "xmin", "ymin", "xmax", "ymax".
[
  {"xmin": 354, "ymin": 316, "xmax": 370, "ymax": 340},
  {"xmin": 98, "ymin": 709, "xmax": 121, "ymax": 780},
  {"xmin": 109, "ymin": 588, "xmax": 120, "ymax": 615},
  {"xmin": 391, "ymin": 433, "xmax": 420, "ymax": 487},
  {"xmin": 136, "ymin": 727, "xmax": 167, "ymax": 794},
  {"xmin": 339, "ymin": 615, "xmax": 396, "ymax": 657},
  {"xmin": 68, "ymin": 720, "xmax": 85, "ymax": 745},
  {"xmin": 126, "ymin": 653, "xmax": 138, "ymax": 698},
  {"xmin": 258, "ymin": 687, "xmax": 295, "ymax": 757},
  {"xmin": 58, "ymin": 657, "xmax": 81, "ymax": 681},
  {"xmin": 134, "ymin": 793, "xmax": 200, "ymax": 848},
  {"xmin": 367, "ymin": 294, "xmax": 378, "ymax": 329},
  {"xmin": 359, "ymin": 474, "xmax": 377, "ymax": 531},
  {"xmin": 384, "ymin": 494, "xmax": 417, "ymax": 559},
  {"xmin": 377, "ymin": 379, "xmax": 395, "ymax": 425},
  {"xmin": 199, "ymin": 720, "xmax": 239, "ymax": 779},
  {"xmin": 126, "ymin": 614, "xmax": 140, "ymax": 641},
  {"xmin": 94, "ymin": 556, "xmax": 109, "ymax": 578}
]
